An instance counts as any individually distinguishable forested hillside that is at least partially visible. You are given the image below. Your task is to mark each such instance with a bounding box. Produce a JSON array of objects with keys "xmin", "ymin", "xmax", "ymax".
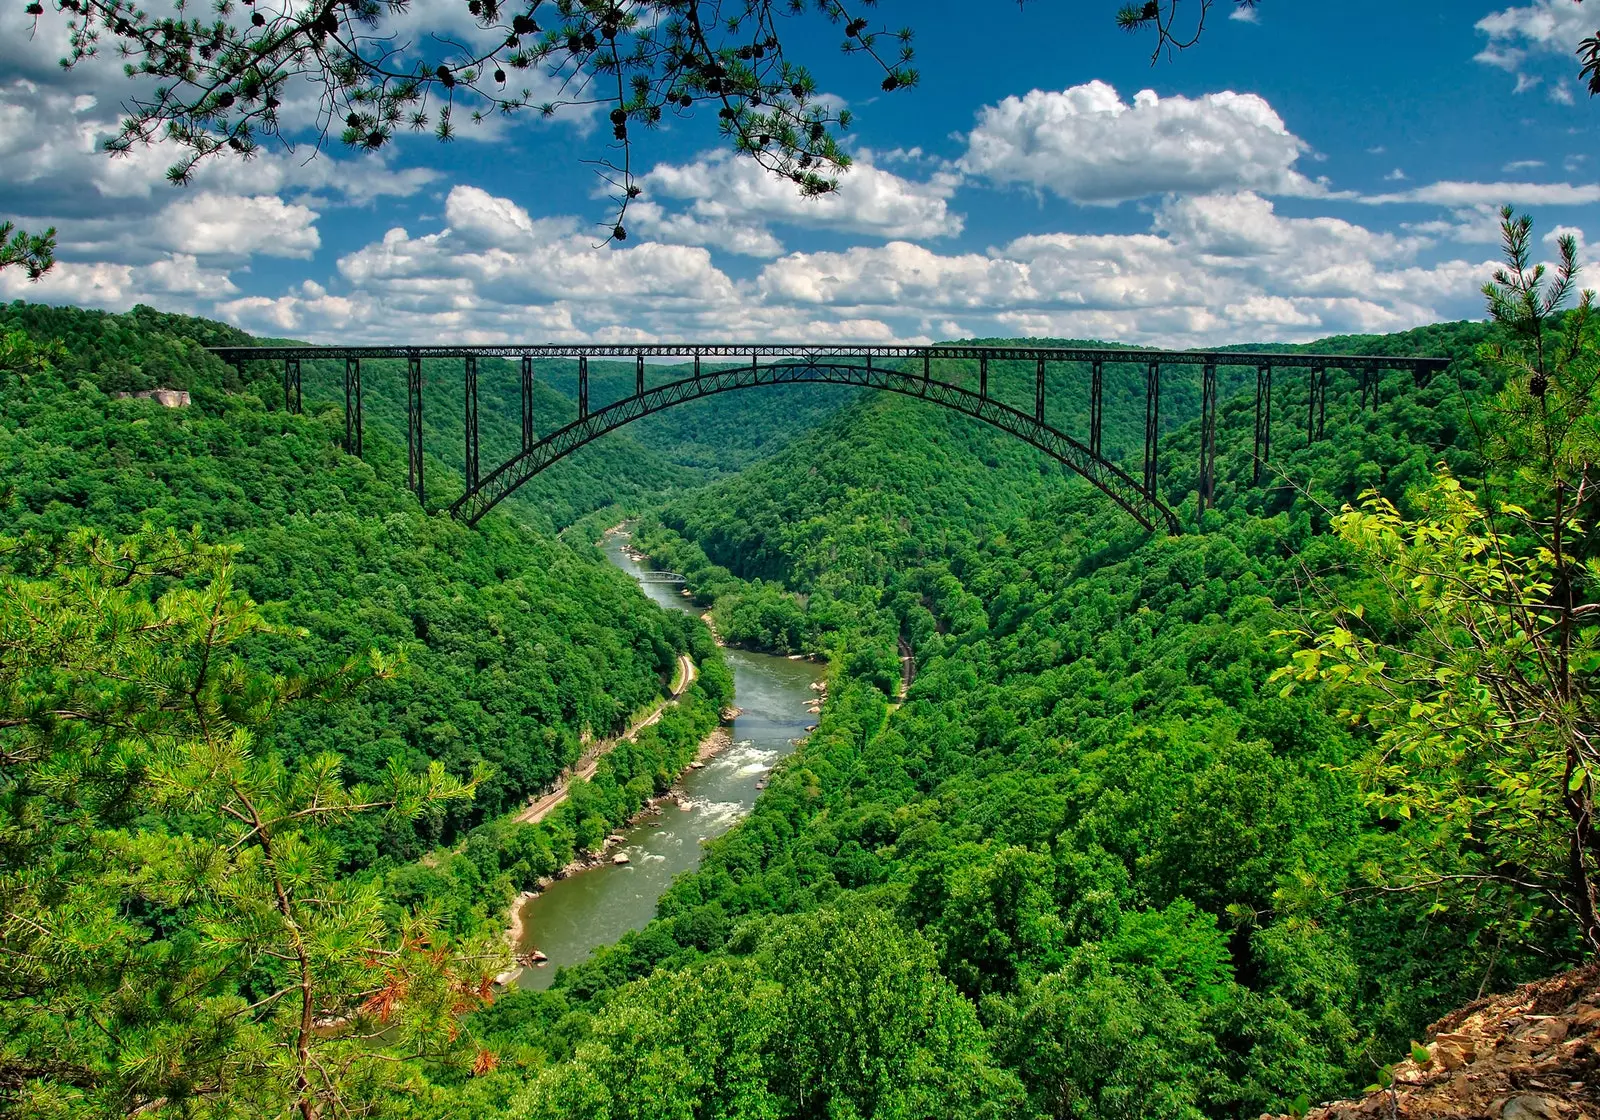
[
  {"xmin": 0, "ymin": 305, "xmax": 707, "ymax": 831},
  {"xmin": 0, "ymin": 304, "xmax": 755, "ymax": 1114},
  {"xmin": 4, "ymin": 236, "xmax": 1597, "ymax": 1120},
  {"xmin": 488, "ymin": 307, "xmax": 1597, "ymax": 1119}
]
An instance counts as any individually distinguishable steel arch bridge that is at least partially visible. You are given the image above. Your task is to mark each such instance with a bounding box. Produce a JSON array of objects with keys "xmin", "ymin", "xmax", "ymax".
[{"xmin": 210, "ymin": 343, "xmax": 1452, "ymax": 535}]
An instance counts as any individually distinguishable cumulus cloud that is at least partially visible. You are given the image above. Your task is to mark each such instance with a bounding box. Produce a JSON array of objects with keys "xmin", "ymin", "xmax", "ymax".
[
  {"xmin": 632, "ymin": 148, "xmax": 963, "ymax": 256},
  {"xmin": 0, "ymin": 79, "xmax": 439, "ymax": 217},
  {"xmin": 958, "ymin": 80, "xmax": 1323, "ymax": 203},
  {"xmin": 0, "ymin": 253, "xmax": 237, "ymax": 309},
  {"xmin": 1401, "ymin": 204, "xmax": 1510, "ymax": 246},
  {"xmin": 162, "ymin": 193, "xmax": 322, "ymax": 259},
  {"xmin": 1477, "ymin": 0, "xmax": 1594, "ymax": 60},
  {"xmin": 211, "ymin": 183, "xmax": 1493, "ymax": 349},
  {"xmin": 220, "ymin": 184, "xmax": 777, "ymax": 342},
  {"xmin": 0, "ymin": 64, "xmax": 438, "ymax": 306},
  {"xmin": 1476, "ymin": 0, "xmax": 1593, "ymax": 84},
  {"xmin": 754, "ymin": 190, "xmax": 1485, "ymax": 342}
]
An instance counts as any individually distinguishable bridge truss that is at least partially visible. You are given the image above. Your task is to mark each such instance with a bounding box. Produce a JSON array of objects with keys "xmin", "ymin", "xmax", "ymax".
[{"xmin": 210, "ymin": 343, "xmax": 1452, "ymax": 535}]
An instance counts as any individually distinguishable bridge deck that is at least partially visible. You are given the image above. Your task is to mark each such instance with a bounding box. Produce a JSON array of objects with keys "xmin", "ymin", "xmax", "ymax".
[
  {"xmin": 209, "ymin": 342, "xmax": 1453, "ymax": 535},
  {"xmin": 210, "ymin": 342, "xmax": 1450, "ymax": 374}
]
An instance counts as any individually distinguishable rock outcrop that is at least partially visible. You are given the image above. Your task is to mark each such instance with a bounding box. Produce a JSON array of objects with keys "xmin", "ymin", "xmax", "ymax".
[
  {"xmin": 1269, "ymin": 965, "xmax": 1598, "ymax": 1120},
  {"xmin": 113, "ymin": 388, "xmax": 191, "ymax": 407}
]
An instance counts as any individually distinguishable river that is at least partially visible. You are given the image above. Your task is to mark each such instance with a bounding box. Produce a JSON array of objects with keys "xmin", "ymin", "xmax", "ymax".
[{"xmin": 513, "ymin": 529, "xmax": 824, "ymax": 990}]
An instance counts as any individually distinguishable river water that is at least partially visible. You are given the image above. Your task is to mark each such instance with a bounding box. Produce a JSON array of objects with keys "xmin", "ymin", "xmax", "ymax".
[{"xmin": 513, "ymin": 530, "xmax": 823, "ymax": 989}]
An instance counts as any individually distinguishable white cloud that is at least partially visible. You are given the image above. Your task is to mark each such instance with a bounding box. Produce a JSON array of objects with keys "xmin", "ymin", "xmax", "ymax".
[
  {"xmin": 625, "ymin": 201, "xmax": 785, "ymax": 259},
  {"xmin": 200, "ymin": 184, "xmax": 1498, "ymax": 349},
  {"xmin": 752, "ymin": 191, "xmax": 1481, "ymax": 344},
  {"xmin": 632, "ymin": 148, "xmax": 963, "ymax": 256},
  {"xmin": 0, "ymin": 78, "xmax": 441, "ymax": 216},
  {"xmin": 221, "ymin": 184, "xmax": 789, "ymax": 342},
  {"xmin": 1385, "ymin": 169, "xmax": 1408, "ymax": 181},
  {"xmin": 1402, "ymin": 204, "xmax": 1510, "ymax": 246},
  {"xmin": 1228, "ymin": 4, "xmax": 1260, "ymax": 22},
  {"xmin": 1545, "ymin": 224, "xmax": 1588, "ymax": 258},
  {"xmin": 162, "ymin": 193, "xmax": 321, "ymax": 259},
  {"xmin": 1476, "ymin": 1, "xmax": 1593, "ymax": 88},
  {"xmin": 958, "ymin": 81, "xmax": 1322, "ymax": 203},
  {"xmin": 0, "ymin": 253, "xmax": 236, "ymax": 308},
  {"xmin": 1503, "ymin": 159, "xmax": 1547, "ymax": 171},
  {"xmin": 1550, "ymin": 80, "xmax": 1576, "ymax": 104},
  {"xmin": 1363, "ymin": 180, "xmax": 1600, "ymax": 206},
  {"xmin": 1478, "ymin": 0, "xmax": 1593, "ymax": 59}
]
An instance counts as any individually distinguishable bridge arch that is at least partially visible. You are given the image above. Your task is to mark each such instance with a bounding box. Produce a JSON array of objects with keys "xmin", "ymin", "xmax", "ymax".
[{"xmin": 453, "ymin": 360, "xmax": 1181, "ymax": 533}]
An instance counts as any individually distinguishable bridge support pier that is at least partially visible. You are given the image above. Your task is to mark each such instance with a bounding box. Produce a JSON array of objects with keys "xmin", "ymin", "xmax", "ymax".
[
  {"xmin": 1035, "ymin": 358, "xmax": 1046, "ymax": 423},
  {"xmin": 344, "ymin": 357, "xmax": 363, "ymax": 457},
  {"xmin": 284, "ymin": 356, "xmax": 302, "ymax": 415},
  {"xmin": 979, "ymin": 355, "xmax": 989, "ymax": 400},
  {"xmin": 407, "ymin": 354, "xmax": 424, "ymax": 505},
  {"xmin": 578, "ymin": 356, "xmax": 589, "ymax": 420},
  {"xmin": 464, "ymin": 355, "xmax": 480, "ymax": 491},
  {"xmin": 1143, "ymin": 361, "xmax": 1161, "ymax": 495},
  {"xmin": 1090, "ymin": 360, "xmax": 1103, "ymax": 458},
  {"xmin": 521, "ymin": 356, "xmax": 535, "ymax": 452},
  {"xmin": 1359, "ymin": 367, "xmax": 1380, "ymax": 413},
  {"xmin": 1253, "ymin": 364, "xmax": 1272, "ymax": 484},
  {"xmin": 636, "ymin": 355, "xmax": 645, "ymax": 397},
  {"xmin": 1198, "ymin": 362, "xmax": 1218, "ymax": 516},
  {"xmin": 1307, "ymin": 366, "xmax": 1327, "ymax": 446}
]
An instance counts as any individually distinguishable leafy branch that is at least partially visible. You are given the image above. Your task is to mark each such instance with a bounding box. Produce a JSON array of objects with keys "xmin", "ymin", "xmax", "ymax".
[
  {"xmin": 0, "ymin": 222, "xmax": 55, "ymax": 280},
  {"xmin": 26, "ymin": 0, "xmax": 917, "ymax": 241}
]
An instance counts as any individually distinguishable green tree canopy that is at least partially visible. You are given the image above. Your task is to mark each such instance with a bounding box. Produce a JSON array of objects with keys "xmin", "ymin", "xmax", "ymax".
[{"xmin": 0, "ymin": 526, "xmax": 500, "ymax": 1118}]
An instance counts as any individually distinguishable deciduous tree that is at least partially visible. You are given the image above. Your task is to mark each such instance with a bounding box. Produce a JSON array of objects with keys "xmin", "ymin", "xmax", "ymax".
[{"xmin": 1274, "ymin": 208, "xmax": 1600, "ymax": 955}]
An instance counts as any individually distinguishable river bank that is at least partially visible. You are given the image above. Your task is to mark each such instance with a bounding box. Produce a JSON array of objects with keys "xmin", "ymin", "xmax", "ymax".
[
  {"xmin": 513, "ymin": 649, "xmax": 696, "ymax": 827},
  {"xmin": 508, "ymin": 527, "xmax": 824, "ymax": 990},
  {"xmin": 500, "ymin": 721, "xmax": 735, "ymax": 983}
]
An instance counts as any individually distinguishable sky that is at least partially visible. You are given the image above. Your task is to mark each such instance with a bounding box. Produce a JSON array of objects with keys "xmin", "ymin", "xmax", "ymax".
[{"xmin": 2, "ymin": 0, "xmax": 1598, "ymax": 347}]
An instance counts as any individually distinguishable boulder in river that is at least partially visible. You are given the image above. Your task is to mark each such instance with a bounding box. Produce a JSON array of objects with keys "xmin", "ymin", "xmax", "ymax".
[{"xmin": 613, "ymin": 853, "xmax": 630, "ymax": 865}]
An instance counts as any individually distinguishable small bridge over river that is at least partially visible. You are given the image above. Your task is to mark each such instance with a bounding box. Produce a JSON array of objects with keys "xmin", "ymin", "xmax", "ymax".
[{"xmin": 210, "ymin": 343, "xmax": 1451, "ymax": 534}]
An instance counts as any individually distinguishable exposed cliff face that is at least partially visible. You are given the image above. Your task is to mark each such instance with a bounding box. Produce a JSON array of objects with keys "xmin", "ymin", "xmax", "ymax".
[{"xmin": 1270, "ymin": 966, "xmax": 1598, "ymax": 1120}]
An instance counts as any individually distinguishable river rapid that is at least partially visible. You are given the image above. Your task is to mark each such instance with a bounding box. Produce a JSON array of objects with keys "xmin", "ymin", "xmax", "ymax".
[{"xmin": 513, "ymin": 529, "xmax": 823, "ymax": 990}]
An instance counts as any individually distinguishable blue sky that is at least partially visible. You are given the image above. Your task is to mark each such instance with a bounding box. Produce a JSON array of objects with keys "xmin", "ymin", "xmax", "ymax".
[{"xmin": 2, "ymin": 0, "xmax": 1597, "ymax": 346}]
